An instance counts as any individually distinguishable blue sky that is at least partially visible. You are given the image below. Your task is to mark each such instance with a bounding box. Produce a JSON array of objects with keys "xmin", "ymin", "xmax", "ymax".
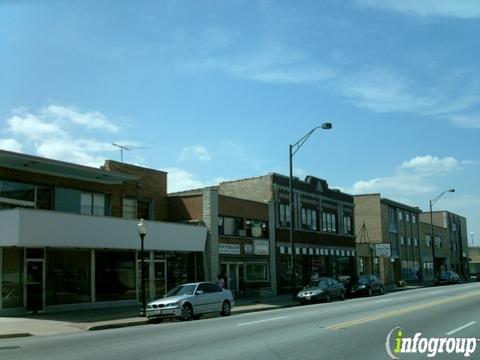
[{"xmin": 1, "ymin": 0, "xmax": 479, "ymax": 244}]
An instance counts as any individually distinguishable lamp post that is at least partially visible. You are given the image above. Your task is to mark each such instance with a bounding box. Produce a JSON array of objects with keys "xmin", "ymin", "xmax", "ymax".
[
  {"xmin": 289, "ymin": 123, "xmax": 332, "ymax": 298},
  {"xmin": 429, "ymin": 189, "xmax": 454, "ymax": 280},
  {"xmin": 470, "ymin": 232, "xmax": 475, "ymax": 247},
  {"xmin": 138, "ymin": 218, "xmax": 147, "ymax": 316},
  {"xmin": 369, "ymin": 244, "xmax": 375, "ymax": 275}
]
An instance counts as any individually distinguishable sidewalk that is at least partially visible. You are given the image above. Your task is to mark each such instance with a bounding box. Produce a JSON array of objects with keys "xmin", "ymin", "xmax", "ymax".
[{"xmin": 0, "ymin": 284, "xmax": 426, "ymax": 339}]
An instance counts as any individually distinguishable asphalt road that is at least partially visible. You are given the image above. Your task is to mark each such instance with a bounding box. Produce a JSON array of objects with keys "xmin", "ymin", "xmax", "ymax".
[{"xmin": 2, "ymin": 283, "xmax": 480, "ymax": 360}]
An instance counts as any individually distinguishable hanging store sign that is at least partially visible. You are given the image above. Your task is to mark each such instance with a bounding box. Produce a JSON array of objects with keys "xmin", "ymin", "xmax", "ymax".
[{"xmin": 375, "ymin": 243, "xmax": 391, "ymax": 257}]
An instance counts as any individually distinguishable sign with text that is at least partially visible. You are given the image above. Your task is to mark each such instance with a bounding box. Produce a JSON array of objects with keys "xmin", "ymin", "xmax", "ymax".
[
  {"xmin": 219, "ymin": 243, "xmax": 241, "ymax": 255},
  {"xmin": 375, "ymin": 243, "xmax": 391, "ymax": 257},
  {"xmin": 253, "ymin": 240, "xmax": 269, "ymax": 255}
]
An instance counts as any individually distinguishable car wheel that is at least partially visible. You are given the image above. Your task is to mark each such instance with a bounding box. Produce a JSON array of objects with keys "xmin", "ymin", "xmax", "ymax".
[
  {"xmin": 221, "ymin": 300, "xmax": 231, "ymax": 316},
  {"xmin": 180, "ymin": 303, "xmax": 193, "ymax": 321},
  {"xmin": 340, "ymin": 291, "xmax": 345, "ymax": 301},
  {"xmin": 367, "ymin": 287, "xmax": 372, "ymax": 297},
  {"xmin": 380, "ymin": 286, "xmax": 385, "ymax": 295},
  {"xmin": 325, "ymin": 292, "xmax": 331, "ymax": 302}
]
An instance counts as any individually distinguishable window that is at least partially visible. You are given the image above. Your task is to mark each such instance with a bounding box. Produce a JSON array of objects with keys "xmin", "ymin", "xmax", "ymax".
[
  {"xmin": 322, "ymin": 211, "xmax": 337, "ymax": 233},
  {"xmin": 412, "ymin": 215, "xmax": 417, "ymax": 224},
  {"xmin": 95, "ymin": 251, "xmax": 135, "ymax": 301},
  {"xmin": 413, "ymin": 238, "xmax": 418, "ymax": 247},
  {"xmin": 0, "ymin": 180, "xmax": 52, "ymax": 210},
  {"xmin": 245, "ymin": 263, "xmax": 268, "ymax": 281},
  {"xmin": 2, "ymin": 248, "xmax": 24, "ymax": 308},
  {"xmin": 400, "ymin": 236, "xmax": 405, "ymax": 245},
  {"xmin": 405, "ymin": 212, "xmax": 410, "ymax": 222},
  {"xmin": 435, "ymin": 236, "xmax": 442, "ymax": 248},
  {"xmin": 425, "ymin": 234, "xmax": 432, "ymax": 247},
  {"xmin": 452, "ymin": 223, "xmax": 457, "ymax": 232},
  {"xmin": 398, "ymin": 210, "xmax": 403, "ymax": 221},
  {"xmin": 389, "ymin": 207, "xmax": 398, "ymax": 232},
  {"xmin": 301, "ymin": 207, "xmax": 318, "ymax": 230},
  {"xmin": 407, "ymin": 237, "xmax": 411, "ymax": 246},
  {"xmin": 122, "ymin": 198, "xmax": 151, "ymax": 220},
  {"xmin": 278, "ymin": 203, "xmax": 291, "ymax": 226},
  {"xmin": 218, "ymin": 216, "xmax": 243, "ymax": 236},
  {"xmin": 81, "ymin": 192, "xmax": 105, "ymax": 216},
  {"xmin": 343, "ymin": 215, "xmax": 353, "ymax": 235}
]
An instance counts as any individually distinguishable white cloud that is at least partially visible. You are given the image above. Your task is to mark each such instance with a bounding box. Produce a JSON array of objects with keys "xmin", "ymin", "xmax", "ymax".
[
  {"xmin": 166, "ymin": 167, "xmax": 209, "ymax": 193},
  {"xmin": 355, "ymin": 0, "xmax": 480, "ymax": 19},
  {"xmin": 179, "ymin": 145, "xmax": 212, "ymax": 162},
  {"xmin": 399, "ymin": 155, "xmax": 460, "ymax": 173},
  {"xmin": 349, "ymin": 155, "xmax": 469, "ymax": 197},
  {"xmin": 43, "ymin": 105, "xmax": 119, "ymax": 133},
  {"xmin": 0, "ymin": 138, "xmax": 23, "ymax": 152},
  {"xmin": 2, "ymin": 105, "xmax": 125, "ymax": 167},
  {"xmin": 449, "ymin": 114, "xmax": 480, "ymax": 129},
  {"xmin": 335, "ymin": 68, "xmax": 479, "ymax": 117}
]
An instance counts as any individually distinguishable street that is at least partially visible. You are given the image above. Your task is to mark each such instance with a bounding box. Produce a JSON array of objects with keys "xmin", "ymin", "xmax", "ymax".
[{"xmin": 1, "ymin": 283, "xmax": 480, "ymax": 360}]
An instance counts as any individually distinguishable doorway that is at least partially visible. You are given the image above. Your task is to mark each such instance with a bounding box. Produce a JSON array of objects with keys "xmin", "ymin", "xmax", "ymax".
[
  {"xmin": 25, "ymin": 260, "xmax": 44, "ymax": 312},
  {"xmin": 137, "ymin": 259, "xmax": 166, "ymax": 302},
  {"xmin": 220, "ymin": 262, "xmax": 245, "ymax": 297}
]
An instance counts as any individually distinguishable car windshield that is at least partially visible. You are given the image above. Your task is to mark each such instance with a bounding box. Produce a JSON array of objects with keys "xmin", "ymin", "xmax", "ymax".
[
  {"xmin": 439, "ymin": 272, "xmax": 447, "ymax": 279},
  {"xmin": 308, "ymin": 279, "xmax": 328, "ymax": 288},
  {"xmin": 358, "ymin": 276, "xmax": 371, "ymax": 285},
  {"xmin": 165, "ymin": 284, "xmax": 197, "ymax": 297}
]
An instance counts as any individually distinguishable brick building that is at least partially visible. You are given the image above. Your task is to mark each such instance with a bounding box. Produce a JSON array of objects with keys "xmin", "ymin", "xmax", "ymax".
[
  {"xmin": 419, "ymin": 211, "xmax": 469, "ymax": 279},
  {"xmin": 219, "ymin": 173, "xmax": 356, "ymax": 293},
  {"xmin": 168, "ymin": 187, "xmax": 276, "ymax": 297},
  {"xmin": 354, "ymin": 194, "xmax": 422, "ymax": 285},
  {"xmin": 0, "ymin": 149, "xmax": 206, "ymax": 314}
]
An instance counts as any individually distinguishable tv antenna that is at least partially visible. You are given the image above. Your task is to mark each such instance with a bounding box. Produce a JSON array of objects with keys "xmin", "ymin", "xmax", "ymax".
[{"xmin": 112, "ymin": 143, "xmax": 130, "ymax": 162}]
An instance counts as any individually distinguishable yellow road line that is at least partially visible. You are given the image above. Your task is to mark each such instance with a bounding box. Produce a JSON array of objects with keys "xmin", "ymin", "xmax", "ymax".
[{"xmin": 326, "ymin": 291, "xmax": 480, "ymax": 330}]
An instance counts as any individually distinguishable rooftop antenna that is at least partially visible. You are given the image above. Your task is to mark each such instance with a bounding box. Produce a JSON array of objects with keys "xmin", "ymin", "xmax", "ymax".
[{"xmin": 112, "ymin": 143, "xmax": 130, "ymax": 162}]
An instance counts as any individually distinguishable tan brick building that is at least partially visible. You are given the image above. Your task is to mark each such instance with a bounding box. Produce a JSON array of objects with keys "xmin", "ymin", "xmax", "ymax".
[{"xmin": 354, "ymin": 194, "xmax": 422, "ymax": 285}]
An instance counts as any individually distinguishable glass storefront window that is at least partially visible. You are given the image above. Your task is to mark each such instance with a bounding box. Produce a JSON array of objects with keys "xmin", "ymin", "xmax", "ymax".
[
  {"xmin": 2, "ymin": 248, "xmax": 24, "ymax": 308},
  {"xmin": 166, "ymin": 252, "xmax": 195, "ymax": 291},
  {"xmin": 245, "ymin": 263, "xmax": 268, "ymax": 282},
  {"xmin": 95, "ymin": 251, "xmax": 135, "ymax": 301},
  {"xmin": 46, "ymin": 250, "xmax": 91, "ymax": 305}
]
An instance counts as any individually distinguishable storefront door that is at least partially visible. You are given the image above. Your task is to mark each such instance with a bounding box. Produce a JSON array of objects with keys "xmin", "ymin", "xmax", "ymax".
[
  {"xmin": 220, "ymin": 263, "xmax": 245, "ymax": 297},
  {"xmin": 138, "ymin": 259, "xmax": 166, "ymax": 302},
  {"xmin": 25, "ymin": 260, "xmax": 44, "ymax": 312}
]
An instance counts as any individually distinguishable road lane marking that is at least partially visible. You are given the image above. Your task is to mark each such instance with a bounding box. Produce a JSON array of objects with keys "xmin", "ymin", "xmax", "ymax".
[
  {"xmin": 326, "ymin": 291, "xmax": 480, "ymax": 330},
  {"xmin": 374, "ymin": 299, "xmax": 393, "ymax": 303},
  {"xmin": 237, "ymin": 316, "xmax": 289, "ymax": 326},
  {"xmin": 446, "ymin": 321, "xmax": 476, "ymax": 335}
]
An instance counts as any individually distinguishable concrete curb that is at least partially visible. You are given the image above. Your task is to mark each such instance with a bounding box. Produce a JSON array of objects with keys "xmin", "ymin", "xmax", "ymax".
[
  {"xmin": 0, "ymin": 333, "xmax": 32, "ymax": 339},
  {"xmin": 88, "ymin": 319, "xmax": 149, "ymax": 331}
]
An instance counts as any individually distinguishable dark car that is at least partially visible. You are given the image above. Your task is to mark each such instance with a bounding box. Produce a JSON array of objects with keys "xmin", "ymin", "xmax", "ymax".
[
  {"xmin": 434, "ymin": 271, "xmax": 460, "ymax": 286},
  {"xmin": 296, "ymin": 277, "xmax": 346, "ymax": 304},
  {"xmin": 347, "ymin": 275, "xmax": 384, "ymax": 297}
]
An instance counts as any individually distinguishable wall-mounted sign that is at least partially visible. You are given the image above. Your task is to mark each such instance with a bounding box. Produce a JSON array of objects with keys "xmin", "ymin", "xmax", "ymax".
[
  {"xmin": 253, "ymin": 240, "xmax": 269, "ymax": 255},
  {"xmin": 219, "ymin": 243, "xmax": 241, "ymax": 255},
  {"xmin": 244, "ymin": 244, "xmax": 253, "ymax": 255},
  {"xmin": 375, "ymin": 243, "xmax": 391, "ymax": 257}
]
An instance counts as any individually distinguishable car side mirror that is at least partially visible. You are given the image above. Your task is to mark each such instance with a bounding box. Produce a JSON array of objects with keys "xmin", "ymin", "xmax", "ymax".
[{"xmin": 196, "ymin": 290, "xmax": 204, "ymax": 295}]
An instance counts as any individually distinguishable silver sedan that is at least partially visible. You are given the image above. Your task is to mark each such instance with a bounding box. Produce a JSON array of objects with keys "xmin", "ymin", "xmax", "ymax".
[{"xmin": 146, "ymin": 282, "xmax": 235, "ymax": 321}]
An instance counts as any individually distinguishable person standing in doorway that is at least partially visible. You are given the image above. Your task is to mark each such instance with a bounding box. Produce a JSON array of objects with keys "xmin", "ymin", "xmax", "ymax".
[{"xmin": 216, "ymin": 274, "xmax": 225, "ymax": 288}]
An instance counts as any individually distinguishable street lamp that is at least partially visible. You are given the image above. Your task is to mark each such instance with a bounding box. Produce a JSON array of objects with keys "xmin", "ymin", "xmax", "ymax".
[
  {"xmin": 429, "ymin": 189, "xmax": 454, "ymax": 280},
  {"xmin": 369, "ymin": 244, "xmax": 375, "ymax": 275},
  {"xmin": 470, "ymin": 232, "xmax": 475, "ymax": 247},
  {"xmin": 138, "ymin": 218, "xmax": 147, "ymax": 316},
  {"xmin": 289, "ymin": 123, "xmax": 332, "ymax": 298}
]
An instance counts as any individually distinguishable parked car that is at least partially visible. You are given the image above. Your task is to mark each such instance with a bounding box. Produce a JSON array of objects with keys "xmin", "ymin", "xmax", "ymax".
[
  {"xmin": 146, "ymin": 282, "xmax": 235, "ymax": 321},
  {"xmin": 434, "ymin": 271, "xmax": 460, "ymax": 285},
  {"xmin": 347, "ymin": 275, "xmax": 384, "ymax": 297},
  {"xmin": 296, "ymin": 277, "xmax": 346, "ymax": 304}
]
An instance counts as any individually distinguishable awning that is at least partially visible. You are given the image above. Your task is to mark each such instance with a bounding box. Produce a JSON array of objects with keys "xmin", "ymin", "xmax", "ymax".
[{"xmin": 0, "ymin": 208, "xmax": 207, "ymax": 252}]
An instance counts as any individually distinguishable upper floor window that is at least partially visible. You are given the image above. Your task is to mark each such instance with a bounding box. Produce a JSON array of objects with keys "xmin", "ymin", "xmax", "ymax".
[
  {"xmin": 405, "ymin": 212, "xmax": 410, "ymax": 222},
  {"xmin": 434, "ymin": 236, "xmax": 442, "ymax": 248},
  {"xmin": 219, "ymin": 216, "xmax": 243, "ymax": 236},
  {"xmin": 343, "ymin": 215, "xmax": 353, "ymax": 235},
  {"xmin": 81, "ymin": 193, "xmax": 105, "ymax": 216},
  {"xmin": 389, "ymin": 207, "xmax": 398, "ymax": 232},
  {"xmin": 322, "ymin": 211, "xmax": 337, "ymax": 233},
  {"xmin": 301, "ymin": 207, "xmax": 317, "ymax": 231},
  {"xmin": 0, "ymin": 180, "xmax": 52, "ymax": 210},
  {"xmin": 452, "ymin": 223, "xmax": 457, "ymax": 232},
  {"xmin": 278, "ymin": 203, "xmax": 291, "ymax": 227},
  {"xmin": 122, "ymin": 198, "xmax": 152, "ymax": 220},
  {"xmin": 425, "ymin": 234, "xmax": 432, "ymax": 247},
  {"xmin": 412, "ymin": 214, "xmax": 417, "ymax": 224},
  {"xmin": 398, "ymin": 210, "xmax": 403, "ymax": 221},
  {"xmin": 400, "ymin": 236, "xmax": 405, "ymax": 245}
]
